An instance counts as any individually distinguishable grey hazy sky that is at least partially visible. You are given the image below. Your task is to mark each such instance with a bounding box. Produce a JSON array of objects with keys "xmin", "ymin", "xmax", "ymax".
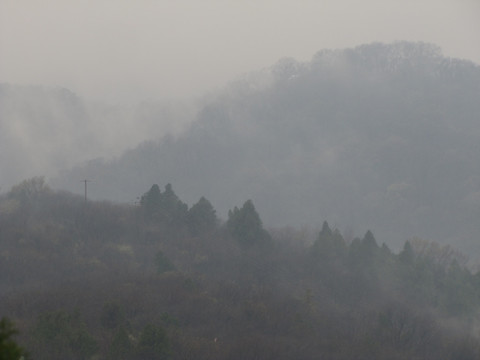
[{"xmin": 1, "ymin": 0, "xmax": 479, "ymax": 103}]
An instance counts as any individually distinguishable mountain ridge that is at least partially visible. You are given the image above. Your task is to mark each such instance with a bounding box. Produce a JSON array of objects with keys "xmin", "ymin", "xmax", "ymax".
[{"xmin": 31, "ymin": 41, "xmax": 480, "ymax": 254}]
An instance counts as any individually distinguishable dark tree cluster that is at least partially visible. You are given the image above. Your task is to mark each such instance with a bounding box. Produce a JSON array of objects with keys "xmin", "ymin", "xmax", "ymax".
[
  {"xmin": 1, "ymin": 181, "xmax": 480, "ymax": 359},
  {"xmin": 140, "ymin": 183, "xmax": 217, "ymax": 239},
  {"xmin": 226, "ymin": 200, "xmax": 271, "ymax": 249},
  {"xmin": 52, "ymin": 42, "xmax": 480, "ymax": 260}
]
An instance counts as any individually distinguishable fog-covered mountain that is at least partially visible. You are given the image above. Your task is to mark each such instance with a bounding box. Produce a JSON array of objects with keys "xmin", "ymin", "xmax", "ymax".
[
  {"xmin": 0, "ymin": 84, "xmax": 195, "ymax": 191},
  {"xmin": 0, "ymin": 85, "xmax": 92, "ymax": 188},
  {"xmin": 53, "ymin": 41, "xmax": 480, "ymax": 253}
]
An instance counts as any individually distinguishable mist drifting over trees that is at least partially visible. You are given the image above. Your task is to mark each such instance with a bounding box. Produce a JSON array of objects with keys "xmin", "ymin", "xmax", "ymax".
[
  {"xmin": 51, "ymin": 42, "xmax": 480, "ymax": 255},
  {"xmin": 2, "ymin": 40, "xmax": 480, "ymax": 359},
  {"xmin": 0, "ymin": 84, "xmax": 195, "ymax": 191},
  {"xmin": 2, "ymin": 179, "xmax": 480, "ymax": 359}
]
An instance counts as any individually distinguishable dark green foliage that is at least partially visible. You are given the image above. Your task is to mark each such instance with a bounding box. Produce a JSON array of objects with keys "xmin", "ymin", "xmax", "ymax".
[
  {"xmin": 2, "ymin": 184, "xmax": 480, "ymax": 359},
  {"xmin": 161, "ymin": 184, "xmax": 188, "ymax": 220},
  {"xmin": 320, "ymin": 220, "xmax": 332, "ymax": 237},
  {"xmin": 0, "ymin": 317, "xmax": 28, "ymax": 360},
  {"xmin": 136, "ymin": 324, "xmax": 170, "ymax": 360},
  {"xmin": 107, "ymin": 327, "xmax": 134, "ymax": 360},
  {"xmin": 399, "ymin": 241, "xmax": 415, "ymax": 264},
  {"xmin": 363, "ymin": 230, "xmax": 378, "ymax": 249},
  {"xmin": 140, "ymin": 184, "xmax": 162, "ymax": 218},
  {"xmin": 187, "ymin": 197, "xmax": 217, "ymax": 236},
  {"xmin": 155, "ymin": 251, "xmax": 176, "ymax": 274},
  {"xmin": 140, "ymin": 184, "xmax": 188, "ymax": 225},
  {"xmin": 226, "ymin": 200, "xmax": 271, "ymax": 249},
  {"xmin": 100, "ymin": 301, "xmax": 125, "ymax": 330},
  {"xmin": 440, "ymin": 261, "xmax": 478, "ymax": 316},
  {"xmin": 349, "ymin": 230, "xmax": 380, "ymax": 266},
  {"xmin": 33, "ymin": 310, "xmax": 98, "ymax": 359},
  {"xmin": 312, "ymin": 221, "xmax": 346, "ymax": 259},
  {"xmin": 160, "ymin": 313, "xmax": 180, "ymax": 327}
]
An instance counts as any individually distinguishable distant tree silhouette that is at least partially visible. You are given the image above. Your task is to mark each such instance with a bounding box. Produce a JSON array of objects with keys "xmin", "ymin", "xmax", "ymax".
[
  {"xmin": 399, "ymin": 241, "xmax": 415, "ymax": 264},
  {"xmin": 187, "ymin": 196, "xmax": 217, "ymax": 235},
  {"xmin": 136, "ymin": 324, "xmax": 170, "ymax": 359},
  {"xmin": 140, "ymin": 183, "xmax": 188, "ymax": 224},
  {"xmin": 140, "ymin": 184, "xmax": 162, "ymax": 218},
  {"xmin": 226, "ymin": 200, "xmax": 271, "ymax": 249},
  {"xmin": 312, "ymin": 221, "xmax": 346, "ymax": 260}
]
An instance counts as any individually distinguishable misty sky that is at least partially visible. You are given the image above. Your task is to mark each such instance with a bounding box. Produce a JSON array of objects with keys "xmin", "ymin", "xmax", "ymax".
[{"xmin": 1, "ymin": 0, "xmax": 479, "ymax": 104}]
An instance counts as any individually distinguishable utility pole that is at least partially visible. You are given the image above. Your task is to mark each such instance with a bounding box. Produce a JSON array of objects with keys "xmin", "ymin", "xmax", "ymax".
[{"xmin": 81, "ymin": 180, "xmax": 91, "ymax": 203}]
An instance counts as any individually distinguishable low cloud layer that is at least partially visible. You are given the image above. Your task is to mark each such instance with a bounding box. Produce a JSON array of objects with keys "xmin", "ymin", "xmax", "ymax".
[{"xmin": 1, "ymin": 0, "xmax": 479, "ymax": 103}]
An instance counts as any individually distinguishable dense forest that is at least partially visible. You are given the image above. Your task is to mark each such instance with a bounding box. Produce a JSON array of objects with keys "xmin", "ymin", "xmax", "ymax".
[
  {"xmin": 1, "ymin": 177, "xmax": 480, "ymax": 359},
  {"xmin": 51, "ymin": 41, "xmax": 480, "ymax": 257}
]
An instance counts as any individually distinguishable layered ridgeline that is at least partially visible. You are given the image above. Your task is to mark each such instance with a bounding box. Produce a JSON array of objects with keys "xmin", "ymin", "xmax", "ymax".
[
  {"xmin": 0, "ymin": 84, "xmax": 195, "ymax": 191},
  {"xmin": 52, "ymin": 41, "xmax": 480, "ymax": 254}
]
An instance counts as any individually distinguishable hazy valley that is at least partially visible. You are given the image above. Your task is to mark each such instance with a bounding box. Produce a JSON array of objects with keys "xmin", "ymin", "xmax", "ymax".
[{"xmin": 2, "ymin": 41, "xmax": 480, "ymax": 359}]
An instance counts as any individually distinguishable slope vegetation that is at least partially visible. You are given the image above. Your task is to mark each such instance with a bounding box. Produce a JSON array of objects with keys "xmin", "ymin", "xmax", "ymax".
[
  {"xmin": 53, "ymin": 42, "xmax": 480, "ymax": 254},
  {"xmin": 1, "ymin": 179, "xmax": 480, "ymax": 359}
]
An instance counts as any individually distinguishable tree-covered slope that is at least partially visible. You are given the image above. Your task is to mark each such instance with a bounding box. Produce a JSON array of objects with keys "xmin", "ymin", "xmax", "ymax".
[
  {"xmin": 1, "ymin": 180, "xmax": 480, "ymax": 359},
  {"xmin": 52, "ymin": 41, "xmax": 480, "ymax": 254}
]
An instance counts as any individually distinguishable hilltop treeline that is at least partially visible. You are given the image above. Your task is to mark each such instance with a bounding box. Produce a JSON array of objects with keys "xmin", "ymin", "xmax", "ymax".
[
  {"xmin": 1, "ymin": 178, "xmax": 480, "ymax": 359},
  {"xmin": 53, "ymin": 41, "xmax": 480, "ymax": 256}
]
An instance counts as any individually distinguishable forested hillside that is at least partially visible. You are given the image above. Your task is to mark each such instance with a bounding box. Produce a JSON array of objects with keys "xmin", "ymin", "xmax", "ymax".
[
  {"xmin": 52, "ymin": 41, "xmax": 480, "ymax": 255},
  {"xmin": 1, "ymin": 178, "xmax": 480, "ymax": 359}
]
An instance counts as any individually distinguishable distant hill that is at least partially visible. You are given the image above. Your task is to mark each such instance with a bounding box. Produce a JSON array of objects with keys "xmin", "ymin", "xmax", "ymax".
[
  {"xmin": 0, "ymin": 85, "xmax": 94, "ymax": 188},
  {"xmin": 52, "ymin": 41, "xmax": 480, "ymax": 254},
  {"xmin": 0, "ymin": 84, "xmax": 195, "ymax": 191}
]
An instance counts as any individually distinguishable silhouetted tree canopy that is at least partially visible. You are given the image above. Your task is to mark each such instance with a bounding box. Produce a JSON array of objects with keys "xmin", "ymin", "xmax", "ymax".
[
  {"xmin": 226, "ymin": 199, "xmax": 271, "ymax": 248},
  {"xmin": 0, "ymin": 181, "xmax": 479, "ymax": 359},
  {"xmin": 140, "ymin": 184, "xmax": 162, "ymax": 217},
  {"xmin": 399, "ymin": 240, "xmax": 415, "ymax": 264},
  {"xmin": 187, "ymin": 196, "xmax": 217, "ymax": 236},
  {"xmin": 140, "ymin": 183, "xmax": 188, "ymax": 224}
]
